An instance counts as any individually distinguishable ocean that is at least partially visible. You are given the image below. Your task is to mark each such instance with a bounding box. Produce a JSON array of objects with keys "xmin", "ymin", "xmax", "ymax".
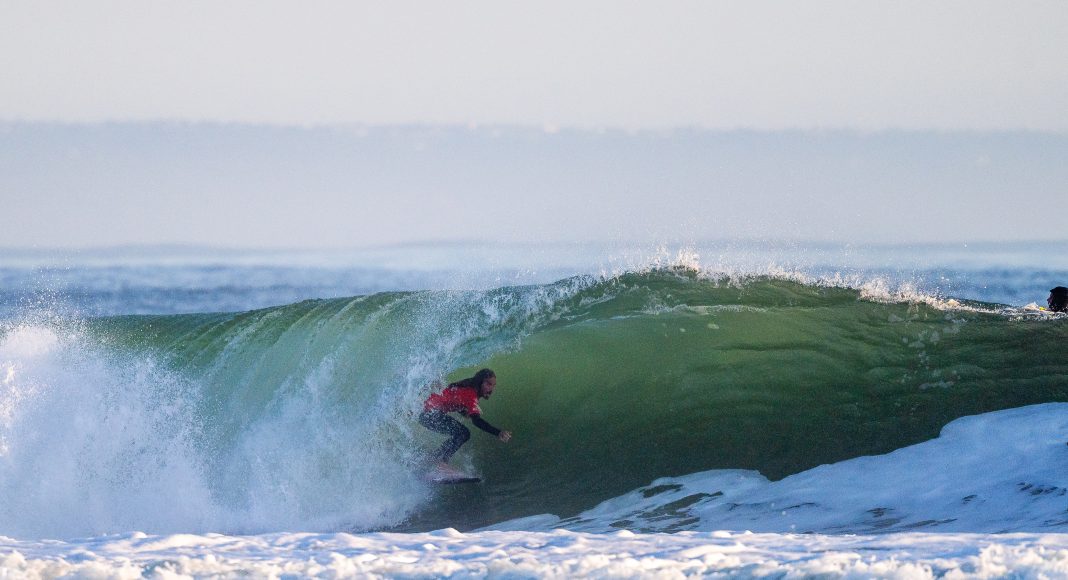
[{"xmin": 1, "ymin": 241, "xmax": 1067, "ymax": 577}]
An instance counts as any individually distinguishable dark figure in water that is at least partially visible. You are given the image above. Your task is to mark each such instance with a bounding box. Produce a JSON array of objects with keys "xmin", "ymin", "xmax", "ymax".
[
  {"xmin": 1049, "ymin": 287, "xmax": 1068, "ymax": 313},
  {"xmin": 419, "ymin": 368, "xmax": 512, "ymax": 473}
]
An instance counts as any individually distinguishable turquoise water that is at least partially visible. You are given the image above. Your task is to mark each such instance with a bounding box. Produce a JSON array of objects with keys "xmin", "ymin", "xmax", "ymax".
[{"xmin": 0, "ymin": 246, "xmax": 1066, "ymax": 537}]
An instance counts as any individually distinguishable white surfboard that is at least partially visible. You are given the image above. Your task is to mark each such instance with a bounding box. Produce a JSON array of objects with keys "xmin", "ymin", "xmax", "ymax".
[{"xmin": 424, "ymin": 465, "xmax": 481, "ymax": 485}]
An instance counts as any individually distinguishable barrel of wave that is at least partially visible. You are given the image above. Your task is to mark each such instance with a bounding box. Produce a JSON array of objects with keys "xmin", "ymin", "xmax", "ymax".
[{"xmin": 401, "ymin": 280, "xmax": 1068, "ymax": 531}]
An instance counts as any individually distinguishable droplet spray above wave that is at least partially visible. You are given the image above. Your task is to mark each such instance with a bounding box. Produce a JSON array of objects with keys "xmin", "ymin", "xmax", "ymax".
[{"xmin": 0, "ymin": 323, "xmax": 219, "ymax": 538}]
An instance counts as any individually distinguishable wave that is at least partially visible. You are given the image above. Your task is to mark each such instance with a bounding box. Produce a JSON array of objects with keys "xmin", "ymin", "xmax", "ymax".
[
  {"xmin": 1, "ymin": 270, "xmax": 1066, "ymax": 537},
  {"xmin": 485, "ymin": 403, "xmax": 1068, "ymax": 534}
]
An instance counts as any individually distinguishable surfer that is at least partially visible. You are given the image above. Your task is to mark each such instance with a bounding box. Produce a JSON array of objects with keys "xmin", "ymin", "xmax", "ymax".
[
  {"xmin": 1048, "ymin": 287, "xmax": 1067, "ymax": 313},
  {"xmin": 419, "ymin": 368, "xmax": 512, "ymax": 473}
]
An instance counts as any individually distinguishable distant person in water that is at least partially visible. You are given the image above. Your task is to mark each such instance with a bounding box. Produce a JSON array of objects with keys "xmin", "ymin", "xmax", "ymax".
[
  {"xmin": 1049, "ymin": 287, "xmax": 1068, "ymax": 313},
  {"xmin": 420, "ymin": 368, "xmax": 512, "ymax": 472}
]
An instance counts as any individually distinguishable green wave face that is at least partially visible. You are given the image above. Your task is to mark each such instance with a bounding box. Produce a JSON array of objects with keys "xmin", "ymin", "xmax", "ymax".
[{"xmin": 83, "ymin": 273, "xmax": 1068, "ymax": 531}]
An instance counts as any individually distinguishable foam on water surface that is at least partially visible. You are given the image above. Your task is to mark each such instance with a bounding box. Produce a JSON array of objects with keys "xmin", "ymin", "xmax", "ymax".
[{"xmin": 3, "ymin": 529, "xmax": 1068, "ymax": 578}]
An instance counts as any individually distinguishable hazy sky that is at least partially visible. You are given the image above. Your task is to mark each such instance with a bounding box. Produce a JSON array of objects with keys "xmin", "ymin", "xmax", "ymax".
[
  {"xmin": 1, "ymin": 2, "xmax": 1066, "ymax": 249},
  {"xmin": 2, "ymin": 1, "xmax": 1067, "ymax": 130}
]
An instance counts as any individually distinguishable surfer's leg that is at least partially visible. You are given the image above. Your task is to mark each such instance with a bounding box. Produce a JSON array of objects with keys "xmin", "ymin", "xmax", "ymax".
[
  {"xmin": 419, "ymin": 410, "xmax": 446, "ymax": 433},
  {"xmin": 419, "ymin": 411, "xmax": 471, "ymax": 462},
  {"xmin": 438, "ymin": 418, "xmax": 470, "ymax": 462}
]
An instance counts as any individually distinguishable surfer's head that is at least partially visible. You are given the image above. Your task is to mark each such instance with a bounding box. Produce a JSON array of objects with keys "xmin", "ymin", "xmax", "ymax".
[
  {"xmin": 1049, "ymin": 287, "xmax": 1068, "ymax": 313},
  {"xmin": 473, "ymin": 368, "xmax": 497, "ymax": 398},
  {"xmin": 453, "ymin": 368, "xmax": 496, "ymax": 397}
]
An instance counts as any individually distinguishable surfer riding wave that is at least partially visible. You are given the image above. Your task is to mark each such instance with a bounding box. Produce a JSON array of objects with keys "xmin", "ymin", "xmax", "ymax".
[{"xmin": 419, "ymin": 368, "xmax": 512, "ymax": 477}]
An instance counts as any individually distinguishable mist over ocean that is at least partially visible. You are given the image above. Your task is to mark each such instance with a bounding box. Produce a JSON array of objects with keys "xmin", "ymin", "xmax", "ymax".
[{"xmin": 5, "ymin": 124, "xmax": 1067, "ymax": 249}]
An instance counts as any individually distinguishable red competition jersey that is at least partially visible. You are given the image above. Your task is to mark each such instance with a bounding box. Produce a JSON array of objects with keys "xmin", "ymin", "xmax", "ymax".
[{"xmin": 424, "ymin": 384, "xmax": 482, "ymax": 416}]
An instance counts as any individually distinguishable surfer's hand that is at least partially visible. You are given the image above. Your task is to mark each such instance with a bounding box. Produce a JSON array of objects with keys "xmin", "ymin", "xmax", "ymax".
[{"xmin": 499, "ymin": 431, "xmax": 512, "ymax": 442}]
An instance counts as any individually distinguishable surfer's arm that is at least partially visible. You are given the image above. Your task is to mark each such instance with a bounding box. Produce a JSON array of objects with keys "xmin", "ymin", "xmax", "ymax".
[{"xmin": 469, "ymin": 414, "xmax": 502, "ymax": 437}]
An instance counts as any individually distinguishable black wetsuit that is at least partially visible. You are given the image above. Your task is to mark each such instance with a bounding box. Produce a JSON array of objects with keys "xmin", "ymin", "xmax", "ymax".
[{"xmin": 419, "ymin": 410, "xmax": 501, "ymax": 462}]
